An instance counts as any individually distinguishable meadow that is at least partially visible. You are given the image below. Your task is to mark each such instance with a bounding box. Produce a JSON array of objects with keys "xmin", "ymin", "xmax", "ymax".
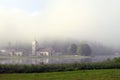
[{"xmin": 0, "ymin": 69, "xmax": 120, "ymax": 80}]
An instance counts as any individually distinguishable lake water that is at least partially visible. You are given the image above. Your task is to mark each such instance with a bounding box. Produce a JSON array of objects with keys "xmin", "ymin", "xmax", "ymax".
[{"xmin": 0, "ymin": 55, "xmax": 120, "ymax": 64}]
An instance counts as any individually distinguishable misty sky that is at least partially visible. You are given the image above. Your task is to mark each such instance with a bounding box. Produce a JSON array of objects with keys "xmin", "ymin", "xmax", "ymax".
[{"xmin": 0, "ymin": 0, "xmax": 120, "ymax": 46}]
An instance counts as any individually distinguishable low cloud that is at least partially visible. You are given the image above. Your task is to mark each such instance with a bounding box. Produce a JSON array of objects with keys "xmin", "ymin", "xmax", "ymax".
[{"xmin": 0, "ymin": 0, "xmax": 120, "ymax": 46}]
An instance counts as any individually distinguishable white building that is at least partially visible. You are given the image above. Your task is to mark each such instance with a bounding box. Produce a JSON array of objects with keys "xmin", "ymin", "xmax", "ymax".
[
  {"xmin": 32, "ymin": 40, "xmax": 55, "ymax": 56},
  {"xmin": 9, "ymin": 50, "xmax": 23, "ymax": 56},
  {"xmin": 36, "ymin": 48, "xmax": 55, "ymax": 56},
  {"xmin": 32, "ymin": 40, "xmax": 38, "ymax": 55}
]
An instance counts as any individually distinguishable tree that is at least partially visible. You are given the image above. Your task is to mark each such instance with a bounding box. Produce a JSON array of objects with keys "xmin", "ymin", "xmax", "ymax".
[
  {"xmin": 77, "ymin": 43, "xmax": 92, "ymax": 56},
  {"xmin": 68, "ymin": 43, "xmax": 77, "ymax": 55},
  {"xmin": 77, "ymin": 44, "xmax": 81, "ymax": 55}
]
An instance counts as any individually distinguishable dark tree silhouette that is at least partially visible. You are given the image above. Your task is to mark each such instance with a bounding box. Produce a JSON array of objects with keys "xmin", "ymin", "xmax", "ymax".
[
  {"xmin": 68, "ymin": 43, "xmax": 77, "ymax": 55},
  {"xmin": 79, "ymin": 43, "xmax": 92, "ymax": 56}
]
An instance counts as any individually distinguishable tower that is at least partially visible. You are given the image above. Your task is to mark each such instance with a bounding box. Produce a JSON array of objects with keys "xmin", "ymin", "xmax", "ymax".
[{"xmin": 32, "ymin": 39, "xmax": 38, "ymax": 55}]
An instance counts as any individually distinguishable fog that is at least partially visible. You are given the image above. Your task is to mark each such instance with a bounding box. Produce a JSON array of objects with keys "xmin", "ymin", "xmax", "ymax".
[{"xmin": 0, "ymin": 0, "xmax": 120, "ymax": 47}]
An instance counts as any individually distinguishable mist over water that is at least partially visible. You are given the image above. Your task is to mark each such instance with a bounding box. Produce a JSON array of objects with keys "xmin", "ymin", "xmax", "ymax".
[{"xmin": 0, "ymin": 55, "xmax": 119, "ymax": 64}]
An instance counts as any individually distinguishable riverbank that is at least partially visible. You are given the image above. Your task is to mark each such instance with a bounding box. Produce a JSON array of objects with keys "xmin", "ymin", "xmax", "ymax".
[{"xmin": 0, "ymin": 69, "xmax": 119, "ymax": 80}]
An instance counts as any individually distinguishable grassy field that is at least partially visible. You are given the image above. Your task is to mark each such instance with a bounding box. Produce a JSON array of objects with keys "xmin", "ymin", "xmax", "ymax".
[{"xmin": 0, "ymin": 69, "xmax": 120, "ymax": 80}]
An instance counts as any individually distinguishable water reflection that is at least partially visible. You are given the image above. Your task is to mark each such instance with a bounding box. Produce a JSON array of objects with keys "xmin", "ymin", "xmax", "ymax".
[{"xmin": 0, "ymin": 55, "xmax": 120, "ymax": 64}]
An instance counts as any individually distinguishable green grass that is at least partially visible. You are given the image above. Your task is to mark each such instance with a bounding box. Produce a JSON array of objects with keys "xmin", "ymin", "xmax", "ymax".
[{"xmin": 0, "ymin": 69, "xmax": 120, "ymax": 80}]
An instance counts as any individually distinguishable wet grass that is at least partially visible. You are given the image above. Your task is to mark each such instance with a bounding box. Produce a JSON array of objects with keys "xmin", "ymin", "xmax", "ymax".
[{"xmin": 0, "ymin": 69, "xmax": 120, "ymax": 80}]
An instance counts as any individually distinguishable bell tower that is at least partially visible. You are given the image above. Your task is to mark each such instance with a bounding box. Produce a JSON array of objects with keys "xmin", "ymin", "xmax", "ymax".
[{"xmin": 32, "ymin": 39, "xmax": 37, "ymax": 55}]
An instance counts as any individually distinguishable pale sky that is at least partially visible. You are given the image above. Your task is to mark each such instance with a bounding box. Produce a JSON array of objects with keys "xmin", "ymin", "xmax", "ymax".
[{"xmin": 0, "ymin": 0, "xmax": 120, "ymax": 46}]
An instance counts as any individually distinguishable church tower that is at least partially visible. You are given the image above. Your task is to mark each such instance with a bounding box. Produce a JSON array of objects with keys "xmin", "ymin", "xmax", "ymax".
[{"xmin": 32, "ymin": 39, "xmax": 38, "ymax": 55}]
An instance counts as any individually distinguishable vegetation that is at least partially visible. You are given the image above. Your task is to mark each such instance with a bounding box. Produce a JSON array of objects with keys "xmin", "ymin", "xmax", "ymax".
[
  {"xmin": 0, "ymin": 69, "xmax": 120, "ymax": 80},
  {"xmin": 68, "ymin": 43, "xmax": 77, "ymax": 55},
  {"xmin": 39, "ymin": 40, "xmax": 115, "ymax": 56},
  {"xmin": 79, "ymin": 43, "xmax": 92, "ymax": 56},
  {"xmin": 0, "ymin": 57, "xmax": 120, "ymax": 73},
  {"xmin": 67, "ymin": 43, "xmax": 92, "ymax": 55},
  {"xmin": 2, "ymin": 40, "xmax": 115, "ymax": 56}
]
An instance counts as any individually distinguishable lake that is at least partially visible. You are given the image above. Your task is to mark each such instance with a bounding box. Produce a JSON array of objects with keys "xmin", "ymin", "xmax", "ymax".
[{"xmin": 0, "ymin": 55, "xmax": 119, "ymax": 64}]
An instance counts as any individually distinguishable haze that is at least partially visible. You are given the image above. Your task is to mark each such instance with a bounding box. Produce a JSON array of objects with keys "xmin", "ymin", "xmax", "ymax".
[{"xmin": 0, "ymin": 0, "xmax": 120, "ymax": 46}]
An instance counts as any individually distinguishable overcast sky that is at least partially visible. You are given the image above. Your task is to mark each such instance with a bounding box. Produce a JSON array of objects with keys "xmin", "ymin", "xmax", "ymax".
[{"xmin": 0, "ymin": 0, "xmax": 120, "ymax": 46}]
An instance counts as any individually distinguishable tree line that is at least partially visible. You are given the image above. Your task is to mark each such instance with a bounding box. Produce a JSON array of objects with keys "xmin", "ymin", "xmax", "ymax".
[
  {"xmin": 4, "ymin": 40, "xmax": 115, "ymax": 56},
  {"xmin": 68, "ymin": 43, "xmax": 91, "ymax": 56}
]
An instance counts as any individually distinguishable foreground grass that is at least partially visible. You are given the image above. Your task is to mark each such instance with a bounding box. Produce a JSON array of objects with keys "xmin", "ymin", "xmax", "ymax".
[{"xmin": 0, "ymin": 69, "xmax": 120, "ymax": 80}]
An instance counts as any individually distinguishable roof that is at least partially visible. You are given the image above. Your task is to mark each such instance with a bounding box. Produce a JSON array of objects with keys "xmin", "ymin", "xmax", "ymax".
[{"xmin": 37, "ymin": 48, "xmax": 54, "ymax": 52}]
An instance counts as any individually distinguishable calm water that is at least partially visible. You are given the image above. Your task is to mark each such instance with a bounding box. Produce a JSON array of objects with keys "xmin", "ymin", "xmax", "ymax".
[{"xmin": 0, "ymin": 55, "xmax": 119, "ymax": 64}]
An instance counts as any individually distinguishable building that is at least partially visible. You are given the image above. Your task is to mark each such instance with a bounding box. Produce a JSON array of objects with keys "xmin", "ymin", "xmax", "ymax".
[
  {"xmin": 9, "ymin": 51, "xmax": 23, "ymax": 56},
  {"xmin": 32, "ymin": 39, "xmax": 55, "ymax": 56},
  {"xmin": 0, "ymin": 49, "xmax": 9, "ymax": 56},
  {"xmin": 8, "ymin": 48, "xmax": 23, "ymax": 56},
  {"xmin": 32, "ymin": 40, "xmax": 38, "ymax": 55},
  {"xmin": 36, "ymin": 48, "xmax": 55, "ymax": 56}
]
